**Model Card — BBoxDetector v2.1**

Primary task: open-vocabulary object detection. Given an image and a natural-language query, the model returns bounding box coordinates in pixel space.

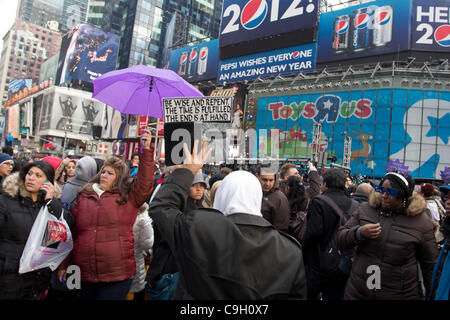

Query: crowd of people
[0,136,449,301]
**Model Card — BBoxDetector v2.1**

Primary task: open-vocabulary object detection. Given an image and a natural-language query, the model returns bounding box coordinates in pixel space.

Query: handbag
[147,272,179,300]
[19,204,73,274]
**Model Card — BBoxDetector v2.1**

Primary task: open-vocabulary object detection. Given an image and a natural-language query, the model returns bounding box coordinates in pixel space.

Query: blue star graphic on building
[426,113,450,145]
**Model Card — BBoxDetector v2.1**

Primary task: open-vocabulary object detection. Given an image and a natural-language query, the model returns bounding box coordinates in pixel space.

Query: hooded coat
[59,148,154,283]
[149,168,306,299]
[0,172,74,299]
[129,203,154,294]
[60,156,98,210]
[338,191,439,300]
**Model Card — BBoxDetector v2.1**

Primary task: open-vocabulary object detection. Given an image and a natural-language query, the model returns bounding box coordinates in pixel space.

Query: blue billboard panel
[8,79,32,96]
[168,40,219,82]
[218,43,316,84]
[219,0,319,48]
[317,0,412,64]
[56,24,119,85]
[412,0,450,51]
[250,89,450,179]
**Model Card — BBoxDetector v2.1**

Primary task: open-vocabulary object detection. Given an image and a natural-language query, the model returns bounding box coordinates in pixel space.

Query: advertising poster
[127,114,139,137]
[8,79,33,98]
[162,12,176,69]
[219,0,319,47]
[7,104,20,139]
[218,43,316,84]
[101,104,114,139]
[317,0,412,63]
[39,91,55,131]
[412,0,450,51]
[168,39,219,82]
[39,55,59,83]
[38,89,103,137]
[56,24,120,85]
[251,88,449,179]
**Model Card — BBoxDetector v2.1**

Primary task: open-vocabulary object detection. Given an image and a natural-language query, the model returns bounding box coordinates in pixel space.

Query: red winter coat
[60,148,154,283]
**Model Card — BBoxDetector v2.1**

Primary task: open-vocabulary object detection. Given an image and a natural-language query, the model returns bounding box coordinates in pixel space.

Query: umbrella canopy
[92,65,203,118]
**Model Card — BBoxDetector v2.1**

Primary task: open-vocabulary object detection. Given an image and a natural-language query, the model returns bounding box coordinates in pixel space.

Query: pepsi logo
[434,25,450,47]
[200,50,207,60]
[189,51,198,61]
[354,13,369,29]
[292,51,300,59]
[180,55,188,65]
[241,0,268,30]
[375,11,391,25]
[336,20,349,34]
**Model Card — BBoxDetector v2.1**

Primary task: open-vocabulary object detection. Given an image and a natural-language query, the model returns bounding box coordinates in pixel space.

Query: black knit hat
[20,160,55,184]
[381,172,414,200]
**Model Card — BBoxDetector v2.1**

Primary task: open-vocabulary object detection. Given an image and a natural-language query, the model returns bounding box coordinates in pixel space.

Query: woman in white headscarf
[149,140,307,300]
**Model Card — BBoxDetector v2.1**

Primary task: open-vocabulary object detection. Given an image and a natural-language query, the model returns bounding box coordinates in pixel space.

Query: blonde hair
[210,180,223,206]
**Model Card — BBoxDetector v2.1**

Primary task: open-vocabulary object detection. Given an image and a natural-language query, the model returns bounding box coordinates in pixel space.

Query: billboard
[37,88,104,138]
[168,40,219,82]
[40,54,59,83]
[250,88,450,179]
[7,104,20,139]
[8,79,33,97]
[218,43,316,84]
[55,24,119,85]
[219,0,319,48]
[412,0,450,51]
[317,0,412,64]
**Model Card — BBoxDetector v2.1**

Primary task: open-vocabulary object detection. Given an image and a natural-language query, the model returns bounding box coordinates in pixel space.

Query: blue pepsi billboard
[168,40,219,82]
[317,0,412,64]
[219,0,319,48]
[249,88,450,179]
[218,43,316,84]
[412,0,450,51]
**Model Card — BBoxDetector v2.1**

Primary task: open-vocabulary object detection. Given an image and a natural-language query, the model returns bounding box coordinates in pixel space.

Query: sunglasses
[374,185,400,197]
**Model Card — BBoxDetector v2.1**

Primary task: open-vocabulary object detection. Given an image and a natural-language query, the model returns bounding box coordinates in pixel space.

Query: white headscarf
[213,170,263,217]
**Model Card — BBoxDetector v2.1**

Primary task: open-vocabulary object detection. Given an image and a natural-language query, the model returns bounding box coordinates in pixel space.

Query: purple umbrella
[92,65,203,119]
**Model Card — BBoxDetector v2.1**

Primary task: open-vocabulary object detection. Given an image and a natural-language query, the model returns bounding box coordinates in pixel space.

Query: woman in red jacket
[58,130,155,300]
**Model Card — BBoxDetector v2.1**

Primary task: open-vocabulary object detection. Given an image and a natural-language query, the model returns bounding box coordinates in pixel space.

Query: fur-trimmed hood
[368,190,426,216]
[2,172,62,200]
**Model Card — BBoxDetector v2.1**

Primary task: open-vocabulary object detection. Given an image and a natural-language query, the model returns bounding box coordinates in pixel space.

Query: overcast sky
[0,0,18,52]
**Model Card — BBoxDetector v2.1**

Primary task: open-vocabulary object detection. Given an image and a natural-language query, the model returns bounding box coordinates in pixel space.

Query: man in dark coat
[148,141,306,299]
[302,168,357,300]
[351,182,374,203]
[256,165,291,232]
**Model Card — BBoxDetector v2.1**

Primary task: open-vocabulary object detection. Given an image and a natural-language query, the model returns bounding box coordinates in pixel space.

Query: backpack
[288,209,307,244]
[316,195,359,276]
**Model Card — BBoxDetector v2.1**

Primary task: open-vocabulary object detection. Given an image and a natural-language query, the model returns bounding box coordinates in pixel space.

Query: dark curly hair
[87,156,133,205]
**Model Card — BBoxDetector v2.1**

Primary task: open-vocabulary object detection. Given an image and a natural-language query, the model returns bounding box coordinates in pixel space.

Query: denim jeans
[79,278,133,300]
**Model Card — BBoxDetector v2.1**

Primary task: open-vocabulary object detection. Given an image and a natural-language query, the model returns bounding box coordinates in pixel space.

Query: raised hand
[182,140,212,175]
[140,129,153,150]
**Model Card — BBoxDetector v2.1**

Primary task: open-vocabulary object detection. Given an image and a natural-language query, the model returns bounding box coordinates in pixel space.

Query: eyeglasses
[374,185,399,197]
[2,162,14,167]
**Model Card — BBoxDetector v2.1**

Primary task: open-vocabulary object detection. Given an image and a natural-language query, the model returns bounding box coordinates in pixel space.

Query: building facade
[16,0,89,33]
[88,0,222,69]
[0,20,62,104]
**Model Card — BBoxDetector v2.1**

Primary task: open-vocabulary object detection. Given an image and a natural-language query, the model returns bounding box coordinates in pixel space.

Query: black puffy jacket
[0,173,74,300]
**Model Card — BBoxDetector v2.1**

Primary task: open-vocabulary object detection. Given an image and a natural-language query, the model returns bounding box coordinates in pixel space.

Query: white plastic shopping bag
[19,204,73,274]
